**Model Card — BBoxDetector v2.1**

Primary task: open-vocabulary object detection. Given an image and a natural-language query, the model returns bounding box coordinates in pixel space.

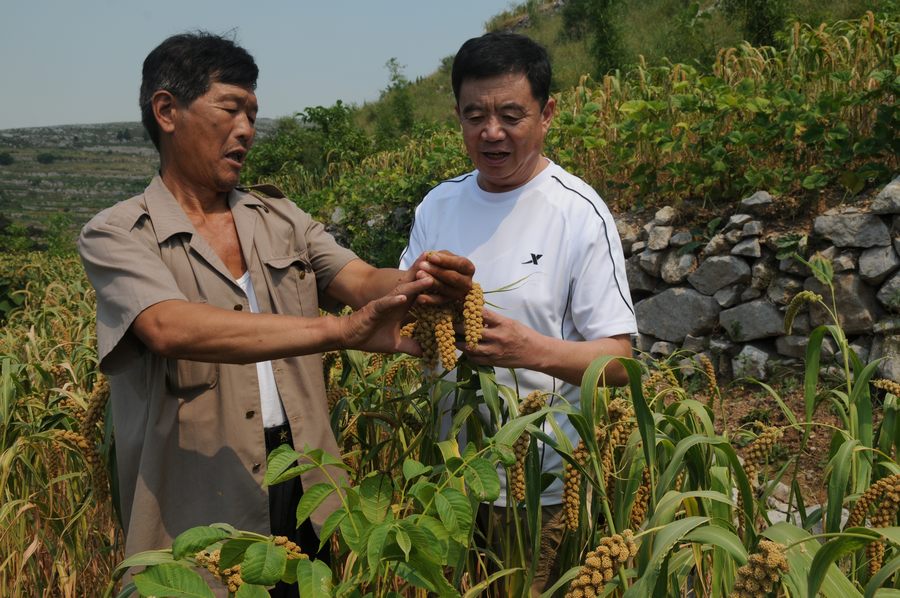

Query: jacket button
[252,463,261,473]
[299,271,306,280]
[234,304,243,311]
[245,410,255,419]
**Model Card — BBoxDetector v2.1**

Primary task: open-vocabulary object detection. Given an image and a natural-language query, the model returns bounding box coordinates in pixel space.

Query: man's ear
[151,90,177,135]
[541,96,556,132]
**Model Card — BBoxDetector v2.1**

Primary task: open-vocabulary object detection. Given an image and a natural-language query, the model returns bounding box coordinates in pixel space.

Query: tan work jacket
[78,175,354,557]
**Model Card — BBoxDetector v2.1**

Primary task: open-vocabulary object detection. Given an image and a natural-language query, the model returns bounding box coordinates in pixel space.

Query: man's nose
[236,113,255,143]
[481,117,506,141]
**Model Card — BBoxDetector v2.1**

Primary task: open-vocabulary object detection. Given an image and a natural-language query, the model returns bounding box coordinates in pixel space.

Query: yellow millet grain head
[699,353,718,394]
[433,307,458,370]
[873,378,900,398]
[631,468,651,528]
[784,290,823,334]
[462,282,485,349]
[400,321,416,337]
[520,390,547,415]
[564,441,589,530]
[79,375,110,434]
[848,473,900,528]
[326,386,344,411]
[868,540,886,576]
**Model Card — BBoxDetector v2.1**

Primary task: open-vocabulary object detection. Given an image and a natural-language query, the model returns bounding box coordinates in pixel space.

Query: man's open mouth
[225,150,246,165]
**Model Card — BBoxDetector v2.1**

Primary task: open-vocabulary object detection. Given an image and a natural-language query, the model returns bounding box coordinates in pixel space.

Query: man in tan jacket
[78,32,472,595]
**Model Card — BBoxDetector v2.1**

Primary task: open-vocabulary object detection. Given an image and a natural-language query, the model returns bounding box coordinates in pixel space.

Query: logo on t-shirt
[522,253,543,265]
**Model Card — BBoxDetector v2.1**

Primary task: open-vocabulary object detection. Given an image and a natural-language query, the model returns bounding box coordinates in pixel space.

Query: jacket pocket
[263,253,318,317]
[165,359,218,394]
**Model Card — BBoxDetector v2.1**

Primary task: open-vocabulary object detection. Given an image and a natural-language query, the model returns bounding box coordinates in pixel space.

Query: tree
[723,0,787,47]
[0,152,13,166]
[374,58,414,147]
[561,0,624,76]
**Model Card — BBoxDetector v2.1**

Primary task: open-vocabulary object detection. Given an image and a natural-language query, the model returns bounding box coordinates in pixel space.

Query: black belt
[264,423,293,452]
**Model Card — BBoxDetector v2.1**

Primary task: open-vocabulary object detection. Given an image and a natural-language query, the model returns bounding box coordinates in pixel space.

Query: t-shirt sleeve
[570,205,637,341]
[78,211,187,374]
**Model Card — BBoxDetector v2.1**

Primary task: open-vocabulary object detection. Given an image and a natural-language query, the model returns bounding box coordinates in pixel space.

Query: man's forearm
[526,335,633,387]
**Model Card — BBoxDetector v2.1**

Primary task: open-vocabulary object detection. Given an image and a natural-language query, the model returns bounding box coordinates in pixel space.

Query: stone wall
[619,175,900,382]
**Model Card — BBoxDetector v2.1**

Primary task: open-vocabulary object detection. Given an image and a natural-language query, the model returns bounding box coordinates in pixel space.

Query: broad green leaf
[295,483,335,526]
[402,458,431,481]
[113,550,175,574]
[685,526,748,565]
[318,507,347,551]
[263,444,302,486]
[172,526,229,560]
[435,490,459,534]
[366,521,392,576]
[491,409,554,447]
[463,457,501,501]
[436,487,473,544]
[360,473,393,523]
[825,438,859,533]
[808,529,879,597]
[396,529,411,561]
[339,511,369,553]
[763,522,862,598]
[240,542,287,586]
[410,514,451,560]
[133,563,215,598]
[462,567,522,597]
[265,463,318,486]
[295,558,333,598]
[235,583,270,598]
[218,538,255,569]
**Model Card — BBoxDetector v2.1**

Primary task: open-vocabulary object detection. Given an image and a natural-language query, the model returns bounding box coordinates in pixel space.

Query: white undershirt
[235,271,287,428]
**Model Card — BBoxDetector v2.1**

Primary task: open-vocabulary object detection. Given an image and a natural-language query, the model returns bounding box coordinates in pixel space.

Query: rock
[670,231,694,247]
[715,285,744,308]
[871,175,900,214]
[732,344,772,379]
[779,256,810,277]
[806,273,882,334]
[660,250,698,284]
[635,333,658,353]
[647,225,674,250]
[710,336,738,356]
[654,206,678,225]
[331,206,346,225]
[725,229,744,244]
[874,318,900,334]
[732,238,762,258]
[771,481,792,504]
[818,246,857,272]
[682,334,709,352]
[836,338,871,365]
[701,233,730,257]
[688,256,752,295]
[859,245,900,285]
[635,288,721,342]
[876,271,900,313]
[720,299,785,341]
[873,334,900,380]
[638,249,664,276]
[776,335,809,359]
[727,214,753,229]
[617,220,641,255]
[813,212,891,248]
[740,190,774,213]
[751,259,777,291]
[626,255,658,293]
[742,220,764,237]
[631,240,647,254]
[650,341,677,356]
[741,287,763,301]
[767,274,804,305]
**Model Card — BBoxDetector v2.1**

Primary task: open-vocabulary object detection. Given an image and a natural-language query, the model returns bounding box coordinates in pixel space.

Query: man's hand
[335,275,432,355]
[459,308,537,369]
[408,250,475,305]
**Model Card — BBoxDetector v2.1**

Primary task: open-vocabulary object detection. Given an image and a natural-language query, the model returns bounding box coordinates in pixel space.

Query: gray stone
[331,206,346,224]
[877,271,900,313]
[767,274,804,305]
[635,288,721,342]
[874,318,900,334]
[789,312,812,335]
[741,287,763,301]
[660,251,697,284]
[727,214,753,229]
[617,220,641,255]
[732,238,762,258]
[701,233,730,257]
[875,335,900,380]
[779,256,811,276]
[771,481,792,504]
[776,336,809,359]
[814,212,891,248]
[710,336,738,356]
[626,255,658,293]
[806,273,882,334]
[837,338,871,365]
[740,190,774,213]
[635,333,658,353]
[647,226,674,251]
[638,249,664,276]
[654,206,678,225]
[871,175,900,215]
[725,229,744,244]
[688,256,752,295]
[860,245,900,285]
[682,334,709,352]
[650,341,678,356]
[732,345,771,379]
[631,240,647,254]
[720,299,785,341]
[715,285,744,308]
[670,231,694,247]
[751,259,777,291]
[819,246,857,272]
[742,221,764,237]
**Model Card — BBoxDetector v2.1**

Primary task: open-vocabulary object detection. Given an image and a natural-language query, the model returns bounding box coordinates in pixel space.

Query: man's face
[168,81,258,192]
[456,73,555,193]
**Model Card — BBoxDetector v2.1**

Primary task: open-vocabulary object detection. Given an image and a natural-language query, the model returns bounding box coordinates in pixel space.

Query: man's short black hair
[139,32,259,149]
[451,32,551,108]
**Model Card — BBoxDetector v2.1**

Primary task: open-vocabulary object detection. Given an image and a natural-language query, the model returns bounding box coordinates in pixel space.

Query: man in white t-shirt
[400,32,637,594]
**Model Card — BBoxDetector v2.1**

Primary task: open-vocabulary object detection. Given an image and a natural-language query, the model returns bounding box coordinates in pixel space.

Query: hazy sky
[0,0,518,130]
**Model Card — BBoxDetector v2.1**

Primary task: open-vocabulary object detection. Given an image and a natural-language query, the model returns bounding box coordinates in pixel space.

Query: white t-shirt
[235,271,287,428]
[400,160,637,504]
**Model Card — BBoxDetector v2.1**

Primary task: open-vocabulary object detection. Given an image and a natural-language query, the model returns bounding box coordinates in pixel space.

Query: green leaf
[295,558,333,598]
[360,473,393,523]
[802,173,829,190]
[133,563,215,598]
[865,552,900,598]
[235,583,270,598]
[435,490,459,534]
[218,538,255,569]
[685,526,748,565]
[402,458,431,481]
[437,487,473,544]
[763,523,862,598]
[624,517,709,598]
[240,542,287,586]
[825,438,859,533]
[491,409,553,447]
[295,483,335,526]
[366,521,392,575]
[113,550,175,575]
[172,526,229,560]
[318,507,347,551]
[463,457,501,502]
[264,444,301,485]
[396,528,412,561]
[808,528,880,597]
